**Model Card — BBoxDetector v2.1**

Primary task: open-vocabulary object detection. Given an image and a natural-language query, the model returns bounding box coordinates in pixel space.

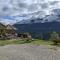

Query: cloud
[49,1,59,5]
[0,0,60,24]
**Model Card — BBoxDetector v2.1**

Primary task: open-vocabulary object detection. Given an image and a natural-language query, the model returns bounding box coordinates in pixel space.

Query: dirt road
[0,44,60,60]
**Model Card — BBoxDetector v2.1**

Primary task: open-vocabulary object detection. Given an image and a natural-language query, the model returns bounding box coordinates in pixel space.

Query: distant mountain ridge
[13,9,60,24]
[13,9,60,38]
[16,15,60,24]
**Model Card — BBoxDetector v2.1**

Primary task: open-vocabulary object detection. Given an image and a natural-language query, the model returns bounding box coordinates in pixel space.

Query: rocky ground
[0,44,60,60]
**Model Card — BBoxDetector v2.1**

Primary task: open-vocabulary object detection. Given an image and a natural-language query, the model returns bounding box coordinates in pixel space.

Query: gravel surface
[0,44,60,60]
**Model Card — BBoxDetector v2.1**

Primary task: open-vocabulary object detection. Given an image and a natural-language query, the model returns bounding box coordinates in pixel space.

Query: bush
[50,32,60,45]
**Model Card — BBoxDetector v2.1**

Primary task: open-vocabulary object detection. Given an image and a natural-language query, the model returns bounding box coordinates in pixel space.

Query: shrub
[50,32,60,45]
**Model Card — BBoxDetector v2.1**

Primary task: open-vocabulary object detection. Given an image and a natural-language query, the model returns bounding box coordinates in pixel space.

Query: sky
[0,0,60,24]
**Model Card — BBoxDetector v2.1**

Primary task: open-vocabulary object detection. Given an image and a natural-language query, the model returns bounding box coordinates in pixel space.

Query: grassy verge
[30,39,53,45]
[0,39,60,47]
[0,39,53,46]
[0,39,32,46]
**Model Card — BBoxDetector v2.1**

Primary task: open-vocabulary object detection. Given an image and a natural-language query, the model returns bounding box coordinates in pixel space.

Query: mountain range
[13,13,60,39]
[13,21,60,39]
[14,9,60,24]
[13,9,60,39]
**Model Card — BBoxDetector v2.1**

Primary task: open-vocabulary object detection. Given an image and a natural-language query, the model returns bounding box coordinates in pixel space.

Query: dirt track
[0,44,60,60]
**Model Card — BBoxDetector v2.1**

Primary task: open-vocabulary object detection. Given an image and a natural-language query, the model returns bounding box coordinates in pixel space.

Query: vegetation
[50,32,60,45]
[31,39,52,45]
[0,39,32,46]
[0,39,52,46]
[0,38,60,47]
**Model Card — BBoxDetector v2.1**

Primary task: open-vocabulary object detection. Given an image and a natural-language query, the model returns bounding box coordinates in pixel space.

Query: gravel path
[0,44,60,60]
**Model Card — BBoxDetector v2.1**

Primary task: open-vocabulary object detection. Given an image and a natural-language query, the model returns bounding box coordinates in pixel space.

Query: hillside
[13,21,60,39]
[14,21,60,32]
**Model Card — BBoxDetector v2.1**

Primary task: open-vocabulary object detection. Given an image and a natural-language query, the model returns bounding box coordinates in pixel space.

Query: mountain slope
[14,21,60,32]
[13,21,60,39]
[16,14,60,24]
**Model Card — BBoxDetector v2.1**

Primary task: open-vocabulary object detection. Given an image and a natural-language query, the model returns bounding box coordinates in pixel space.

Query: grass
[0,39,59,46]
[0,39,32,46]
[31,39,53,45]
[0,39,52,46]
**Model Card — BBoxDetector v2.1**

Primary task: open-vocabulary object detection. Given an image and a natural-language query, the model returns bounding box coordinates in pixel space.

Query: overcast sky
[0,0,60,24]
